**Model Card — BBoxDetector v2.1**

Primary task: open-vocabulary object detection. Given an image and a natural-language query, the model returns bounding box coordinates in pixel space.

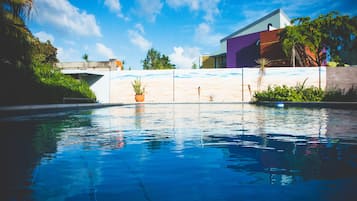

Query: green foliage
[142,48,175,70]
[327,61,338,67]
[0,0,96,105]
[254,83,324,102]
[0,9,32,66]
[0,0,33,19]
[34,64,96,101]
[82,53,89,62]
[132,78,145,95]
[323,87,357,102]
[0,62,96,105]
[31,38,58,66]
[280,11,357,66]
[255,82,357,102]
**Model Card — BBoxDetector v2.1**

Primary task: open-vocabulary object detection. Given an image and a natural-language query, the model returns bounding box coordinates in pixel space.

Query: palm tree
[1,0,33,19]
[255,58,271,91]
[0,0,33,65]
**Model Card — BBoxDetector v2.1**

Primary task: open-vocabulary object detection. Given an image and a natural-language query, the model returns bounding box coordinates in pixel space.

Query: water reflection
[0,111,93,201]
[1,104,357,201]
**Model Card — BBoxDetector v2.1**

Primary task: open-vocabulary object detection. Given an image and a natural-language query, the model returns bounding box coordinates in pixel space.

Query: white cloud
[135,0,163,22]
[57,47,80,62]
[166,0,199,10]
[166,0,220,22]
[32,0,101,37]
[135,23,145,34]
[63,40,76,46]
[201,0,221,22]
[128,24,152,51]
[34,31,54,43]
[169,46,201,69]
[104,0,121,12]
[96,43,116,59]
[194,22,223,46]
[104,0,129,20]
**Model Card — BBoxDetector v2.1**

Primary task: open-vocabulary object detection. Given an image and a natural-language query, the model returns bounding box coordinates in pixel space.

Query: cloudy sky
[28,0,356,69]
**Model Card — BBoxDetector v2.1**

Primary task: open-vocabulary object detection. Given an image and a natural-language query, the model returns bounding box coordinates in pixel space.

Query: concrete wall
[62,67,326,104]
[109,67,326,103]
[62,69,111,103]
[326,67,357,92]
[57,59,118,71]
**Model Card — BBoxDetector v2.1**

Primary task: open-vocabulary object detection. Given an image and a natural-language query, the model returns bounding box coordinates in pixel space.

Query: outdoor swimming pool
[1,104,357,201]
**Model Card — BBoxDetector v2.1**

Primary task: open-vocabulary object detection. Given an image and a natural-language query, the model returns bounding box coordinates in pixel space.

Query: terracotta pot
[135,94,145,102]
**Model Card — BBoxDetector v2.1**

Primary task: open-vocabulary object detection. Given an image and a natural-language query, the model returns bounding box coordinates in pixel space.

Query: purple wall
[227,32,260,68]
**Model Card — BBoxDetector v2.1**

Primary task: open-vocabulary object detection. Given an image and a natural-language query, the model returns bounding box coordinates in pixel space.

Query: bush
[0,63,96,105]
[254,84,324,102]
[33,64,96,103]
[323,87,357,102]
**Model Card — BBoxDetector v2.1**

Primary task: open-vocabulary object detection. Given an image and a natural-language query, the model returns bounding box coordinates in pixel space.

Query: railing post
[241,67,244,102]
[173,69,175,102]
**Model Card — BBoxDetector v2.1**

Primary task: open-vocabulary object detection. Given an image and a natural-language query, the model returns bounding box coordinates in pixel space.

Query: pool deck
[0,101,356,117]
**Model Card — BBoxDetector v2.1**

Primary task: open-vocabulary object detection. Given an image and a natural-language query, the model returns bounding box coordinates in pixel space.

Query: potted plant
[132,78,145,102]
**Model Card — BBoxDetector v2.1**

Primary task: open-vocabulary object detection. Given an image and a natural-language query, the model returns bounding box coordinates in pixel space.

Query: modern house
[201,9,292,68]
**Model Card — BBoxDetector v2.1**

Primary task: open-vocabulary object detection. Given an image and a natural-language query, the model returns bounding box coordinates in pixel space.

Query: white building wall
[219,40,227,55]
[280,13,291,28]
[91,72,111,103]
[61,70,111,103]
[232,14,281,38]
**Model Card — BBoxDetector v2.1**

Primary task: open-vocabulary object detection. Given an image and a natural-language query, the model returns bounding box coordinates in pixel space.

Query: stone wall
[326,67,357,92]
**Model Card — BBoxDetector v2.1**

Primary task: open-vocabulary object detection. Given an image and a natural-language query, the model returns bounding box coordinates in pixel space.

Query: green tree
[281,12,357,66]
[0,0,96,105]
[82,53,89,62]
[192,63,198,69]
[32,39,59,66]
[142,48,175,70]
[0,0,33,66]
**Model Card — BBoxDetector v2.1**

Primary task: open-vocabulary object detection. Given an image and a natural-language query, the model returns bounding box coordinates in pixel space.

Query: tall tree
[281,12,357,66]
[0,0,33,65]
[142,48,175,70]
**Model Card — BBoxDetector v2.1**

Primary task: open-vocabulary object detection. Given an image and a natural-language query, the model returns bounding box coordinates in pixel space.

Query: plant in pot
[132,78,145,102]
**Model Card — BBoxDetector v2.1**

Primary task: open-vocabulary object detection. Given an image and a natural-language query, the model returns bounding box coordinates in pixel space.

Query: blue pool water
[1,104,357,201]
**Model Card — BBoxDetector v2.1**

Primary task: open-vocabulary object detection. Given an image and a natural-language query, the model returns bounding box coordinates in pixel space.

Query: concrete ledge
[0,103,125,117]
[255,101,357,109]
[1,101,355,118]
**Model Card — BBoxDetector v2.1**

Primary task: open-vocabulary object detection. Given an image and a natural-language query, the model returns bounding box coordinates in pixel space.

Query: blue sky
[28,0,356,69]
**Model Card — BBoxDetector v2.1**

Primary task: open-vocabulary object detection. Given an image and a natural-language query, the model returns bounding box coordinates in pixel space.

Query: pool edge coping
[1,101,356,115]
[254,101,357,109]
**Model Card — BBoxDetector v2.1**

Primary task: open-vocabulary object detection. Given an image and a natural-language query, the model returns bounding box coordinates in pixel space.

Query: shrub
[0,62,96,105]
[323,87,357,102]
[254,84,324,102]
[33,64,96,102]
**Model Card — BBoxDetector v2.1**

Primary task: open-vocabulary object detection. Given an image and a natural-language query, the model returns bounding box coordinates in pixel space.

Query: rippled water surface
[1,104,357,201]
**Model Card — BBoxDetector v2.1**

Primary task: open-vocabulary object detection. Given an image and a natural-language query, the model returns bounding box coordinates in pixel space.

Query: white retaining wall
[108,67,326,103]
